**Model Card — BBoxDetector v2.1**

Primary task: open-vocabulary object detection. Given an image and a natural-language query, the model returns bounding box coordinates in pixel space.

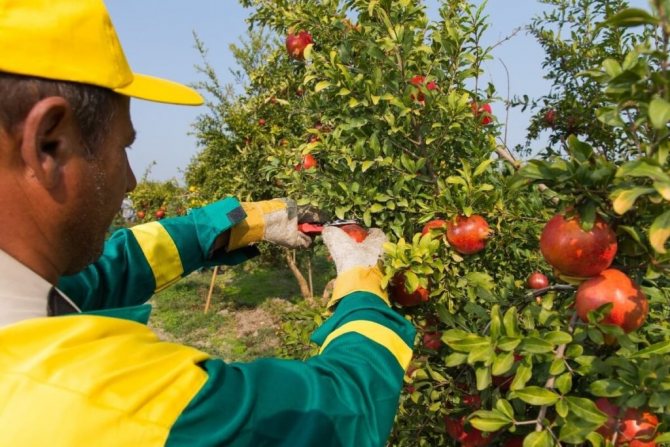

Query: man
[0,1,415,446]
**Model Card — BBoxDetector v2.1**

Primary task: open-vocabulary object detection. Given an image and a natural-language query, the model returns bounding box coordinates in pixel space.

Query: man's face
[61,97,137,274]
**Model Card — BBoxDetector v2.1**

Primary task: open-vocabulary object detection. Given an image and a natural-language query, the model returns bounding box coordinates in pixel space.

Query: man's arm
[57,198,258,311]
[166,267,415,447]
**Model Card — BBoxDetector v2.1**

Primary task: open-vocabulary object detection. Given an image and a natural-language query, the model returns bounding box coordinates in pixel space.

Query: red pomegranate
[340,224,368,243]
[389,272,429,307]
[575,269,648,333]
[595,398,658,446]
[527,272,549,289]
[421,219,447,236]
[540,213,617,277]
[447,215,490,255]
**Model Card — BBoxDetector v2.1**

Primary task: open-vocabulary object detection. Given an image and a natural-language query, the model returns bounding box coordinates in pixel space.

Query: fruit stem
[535,312,579,432]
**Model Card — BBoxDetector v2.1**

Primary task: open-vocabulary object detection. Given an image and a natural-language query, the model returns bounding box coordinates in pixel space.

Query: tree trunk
[284,248,314,304]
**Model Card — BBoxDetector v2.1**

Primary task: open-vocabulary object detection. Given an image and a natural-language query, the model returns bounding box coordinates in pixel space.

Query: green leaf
[654,181,670,201]
[469,410,512,432]
[303,44,314,60]
[497,337,521,351]
[655,432,670,443]
[468,345,495,364]
[522,430,555,447]
[475,366,491,391]
[446,176,467,186]
[510,386,559,406]
[474,159,494,177]
[496,399,514,419]
[577,202,596,231]
[444,352,468,367]
[443,332,491,353]
[492,351,515,376]
[596,106,625,127]
[602,59,622,77]
[650,210,670,253]
[556,398,569,418]
[335,206,348,220]
[617,159,670,183]
[611,187,655,215]
[549,358,566,376]
[404,270,419,293]
[503,307,520,337]
[559,418,597,444]
[587,431,605,447]
[649,97,670,129]
[543,331,573,346]
[369,203,385,213]
[510,361,532,390]
[602,7,660,28]
[589,379,629,397]
[490,305,502,339]
[555,373,573,395]
[568,135,594,162]
[566,397,608,425]
[631,339,670,358]
[519,337,554,354]
[314,81,331,93]
[627,393,647,407]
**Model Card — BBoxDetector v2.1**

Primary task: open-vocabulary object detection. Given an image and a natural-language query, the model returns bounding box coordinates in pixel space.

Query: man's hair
[0,72,123,152]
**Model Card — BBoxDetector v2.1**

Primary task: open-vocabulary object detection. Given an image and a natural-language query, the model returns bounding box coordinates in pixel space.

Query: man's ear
[20,97,80,189]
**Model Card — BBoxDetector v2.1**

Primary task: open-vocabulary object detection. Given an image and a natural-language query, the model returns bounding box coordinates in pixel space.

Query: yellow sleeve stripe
[328,266,390,309]
[130,222,183,292]
[319,320,413,371]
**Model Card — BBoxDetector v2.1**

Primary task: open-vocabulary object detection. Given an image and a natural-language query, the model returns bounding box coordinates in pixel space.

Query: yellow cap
[0,0,203,106]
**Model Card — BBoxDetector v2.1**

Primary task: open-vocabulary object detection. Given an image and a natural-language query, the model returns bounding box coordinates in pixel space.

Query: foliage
[517,0,653,159]
[188,0,670,445]
[110,168,194,231]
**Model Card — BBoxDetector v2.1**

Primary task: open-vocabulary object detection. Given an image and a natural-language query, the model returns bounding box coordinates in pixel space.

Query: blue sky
[106,0,648,182]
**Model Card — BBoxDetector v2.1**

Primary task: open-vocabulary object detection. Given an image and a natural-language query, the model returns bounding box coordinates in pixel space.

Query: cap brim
[113,73,203,106]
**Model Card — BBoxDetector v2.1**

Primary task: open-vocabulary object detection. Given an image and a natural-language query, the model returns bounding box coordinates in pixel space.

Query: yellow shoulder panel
[131,222,184,292]
[0,316,209,446]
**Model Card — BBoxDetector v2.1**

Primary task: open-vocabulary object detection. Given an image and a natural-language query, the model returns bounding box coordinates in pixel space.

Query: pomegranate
[446,215,490,255]
[540,213,617,277]
[575,269,648,333]
[389,272,429,307]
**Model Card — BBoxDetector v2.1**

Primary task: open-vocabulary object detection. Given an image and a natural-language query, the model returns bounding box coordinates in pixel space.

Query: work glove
[322,226,387,274]
[228,198,312,251]
[322,226,389,309]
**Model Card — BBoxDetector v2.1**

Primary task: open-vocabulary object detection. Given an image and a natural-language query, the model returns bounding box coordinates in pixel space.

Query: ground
[149,254,333,361]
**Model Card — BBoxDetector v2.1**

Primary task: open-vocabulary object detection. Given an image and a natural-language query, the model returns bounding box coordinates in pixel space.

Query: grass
[149,252,334,362]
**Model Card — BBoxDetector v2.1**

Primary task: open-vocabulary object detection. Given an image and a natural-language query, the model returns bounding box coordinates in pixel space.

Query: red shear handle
[298,222,324,235]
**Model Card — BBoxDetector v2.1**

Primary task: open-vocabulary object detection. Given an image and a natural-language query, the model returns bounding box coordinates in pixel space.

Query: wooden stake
[204,265,219,313]
[308,255,313,298]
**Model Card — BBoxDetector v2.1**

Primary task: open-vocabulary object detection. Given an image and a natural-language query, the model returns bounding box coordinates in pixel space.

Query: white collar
[0,249,79,327]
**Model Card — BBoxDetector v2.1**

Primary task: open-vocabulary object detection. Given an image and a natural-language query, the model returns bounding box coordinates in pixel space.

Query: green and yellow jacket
[0,198,415,447]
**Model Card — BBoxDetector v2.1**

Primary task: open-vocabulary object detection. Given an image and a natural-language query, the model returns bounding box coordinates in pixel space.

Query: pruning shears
[298,219,360,236]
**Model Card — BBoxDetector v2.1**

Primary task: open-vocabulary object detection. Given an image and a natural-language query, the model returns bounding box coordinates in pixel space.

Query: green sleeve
[57,198,259,311]
[166,293,416,447]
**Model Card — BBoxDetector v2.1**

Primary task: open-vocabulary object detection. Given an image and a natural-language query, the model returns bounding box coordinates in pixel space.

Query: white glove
[229,198,311,250]
[322,226,387,274]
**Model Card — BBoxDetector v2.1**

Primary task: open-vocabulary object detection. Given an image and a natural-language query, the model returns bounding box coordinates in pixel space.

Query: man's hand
[228,199,312,251]
[322,226,387,274]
